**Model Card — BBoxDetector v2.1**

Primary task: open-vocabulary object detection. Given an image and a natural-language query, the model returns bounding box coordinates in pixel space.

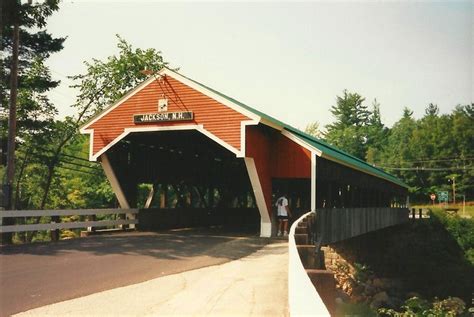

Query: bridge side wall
[317,207,409,244]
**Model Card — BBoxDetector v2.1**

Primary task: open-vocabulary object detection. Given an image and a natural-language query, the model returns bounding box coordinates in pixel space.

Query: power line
[374,156,474,165]
[59,159,102,171]
[19,151,101,172]
[379,166,474,171]
[60,152,97,163]
[56,165,102,176]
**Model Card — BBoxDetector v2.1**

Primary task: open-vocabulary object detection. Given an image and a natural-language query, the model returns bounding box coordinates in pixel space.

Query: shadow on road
[0,227,271,260]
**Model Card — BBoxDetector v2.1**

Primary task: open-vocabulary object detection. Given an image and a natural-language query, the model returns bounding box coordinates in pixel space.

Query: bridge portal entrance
[103,130,260,233]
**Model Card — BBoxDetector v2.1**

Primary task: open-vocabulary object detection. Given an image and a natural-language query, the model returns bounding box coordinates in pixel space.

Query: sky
[45,0,473,131]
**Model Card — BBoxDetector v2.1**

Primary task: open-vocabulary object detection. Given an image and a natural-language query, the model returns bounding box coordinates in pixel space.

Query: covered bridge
[80,68,408,238]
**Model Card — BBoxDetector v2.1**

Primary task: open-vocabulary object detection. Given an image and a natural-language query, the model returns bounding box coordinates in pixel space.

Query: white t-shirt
[276,196,289,216]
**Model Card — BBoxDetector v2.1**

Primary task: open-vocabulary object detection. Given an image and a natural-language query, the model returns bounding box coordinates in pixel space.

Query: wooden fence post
[419,208,423,219]
[50,216,60,241]
[412,208,416,220]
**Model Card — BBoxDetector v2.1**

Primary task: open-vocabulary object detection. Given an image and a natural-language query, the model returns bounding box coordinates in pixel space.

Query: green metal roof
[174,69,408,188]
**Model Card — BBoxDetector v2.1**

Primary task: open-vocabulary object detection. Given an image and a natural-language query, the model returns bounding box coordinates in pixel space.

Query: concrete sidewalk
[16,242,289,317]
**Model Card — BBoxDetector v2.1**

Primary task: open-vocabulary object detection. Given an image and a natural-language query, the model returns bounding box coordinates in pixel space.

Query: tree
[1,0,64,138]
[325,90,371,159]
[365,99,388,164]
[304,121,323,138]
[376,104,474,202]
[71,34,174,120]
[0,0,63,221]
[38,35,174,209]
[380,107,419,194]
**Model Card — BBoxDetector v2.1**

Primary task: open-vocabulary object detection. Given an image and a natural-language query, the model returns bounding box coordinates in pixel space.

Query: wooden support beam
[244,157,271,237]
[311,153,317,211]
[144,184,155,209]
[100,153,134,229]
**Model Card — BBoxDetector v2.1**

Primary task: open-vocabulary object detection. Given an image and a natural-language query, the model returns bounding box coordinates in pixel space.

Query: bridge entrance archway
[102,130,260,233]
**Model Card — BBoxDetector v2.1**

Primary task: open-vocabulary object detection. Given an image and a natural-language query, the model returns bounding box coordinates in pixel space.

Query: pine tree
[1,0,65,138]
[325,90,371,159]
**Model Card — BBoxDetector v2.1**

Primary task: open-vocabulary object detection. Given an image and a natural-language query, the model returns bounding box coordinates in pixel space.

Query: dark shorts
[278,215,289,221]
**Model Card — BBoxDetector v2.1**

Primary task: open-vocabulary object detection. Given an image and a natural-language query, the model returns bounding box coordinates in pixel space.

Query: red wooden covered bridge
[80,68,408,238]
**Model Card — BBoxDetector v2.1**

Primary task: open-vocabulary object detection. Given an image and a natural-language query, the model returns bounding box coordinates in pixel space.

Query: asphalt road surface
[0,228,272,317]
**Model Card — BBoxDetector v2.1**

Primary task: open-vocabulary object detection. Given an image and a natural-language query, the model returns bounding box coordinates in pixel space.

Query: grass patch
[335,302,377,317]
[413,203,474,218]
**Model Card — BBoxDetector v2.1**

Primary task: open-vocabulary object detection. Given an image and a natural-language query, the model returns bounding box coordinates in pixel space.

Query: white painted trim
[92,130,130,161]
[88,130,94,161]
[260,118,284,131]
[282,130,322,157]
[244,157,272,238]
[288,211,330,317]
[161,68,261,122]
[0,208,138,217]
[100,153,131,210]
[194,126,241,157]
[0,219,138,233]
[311,153,317,211]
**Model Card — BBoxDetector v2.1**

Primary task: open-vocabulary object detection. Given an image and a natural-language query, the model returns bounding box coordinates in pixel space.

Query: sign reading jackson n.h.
[134,111,194,123]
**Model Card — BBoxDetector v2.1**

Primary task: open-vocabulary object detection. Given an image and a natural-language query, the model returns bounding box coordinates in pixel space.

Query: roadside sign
[430,194,436,201]
[437,191,448,203]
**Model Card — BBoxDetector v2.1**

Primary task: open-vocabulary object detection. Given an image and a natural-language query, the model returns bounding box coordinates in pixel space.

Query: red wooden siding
[246,125,312,216]
[272,134,312,178]
[85,76,251,156]
[245,125,274,216]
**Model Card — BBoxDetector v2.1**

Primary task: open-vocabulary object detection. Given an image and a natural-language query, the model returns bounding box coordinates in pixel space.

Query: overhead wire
[380,166,474,171]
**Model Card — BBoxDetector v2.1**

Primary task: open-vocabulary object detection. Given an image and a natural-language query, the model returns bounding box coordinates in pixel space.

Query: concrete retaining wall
[288,211,331,317]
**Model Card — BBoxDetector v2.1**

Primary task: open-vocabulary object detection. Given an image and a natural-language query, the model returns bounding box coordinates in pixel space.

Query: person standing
[276,193,292,237]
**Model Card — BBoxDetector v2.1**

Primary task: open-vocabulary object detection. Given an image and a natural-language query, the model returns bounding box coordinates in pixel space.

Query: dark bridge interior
[106,130,260,232]
[316,157,407,208]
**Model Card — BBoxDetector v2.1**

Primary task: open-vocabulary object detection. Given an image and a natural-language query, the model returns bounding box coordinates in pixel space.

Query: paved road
[16,242,289,317]
[0,229,272,317]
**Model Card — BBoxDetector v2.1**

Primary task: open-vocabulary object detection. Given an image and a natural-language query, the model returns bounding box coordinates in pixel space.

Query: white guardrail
[288,211,330,317]
[0,209,138,233]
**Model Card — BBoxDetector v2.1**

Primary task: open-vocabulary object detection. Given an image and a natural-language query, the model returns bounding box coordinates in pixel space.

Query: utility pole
[2,2,20,244]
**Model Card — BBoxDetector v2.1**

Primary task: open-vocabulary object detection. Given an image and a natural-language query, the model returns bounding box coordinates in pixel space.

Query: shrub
[430,209,474,264]
[378,296,467,316]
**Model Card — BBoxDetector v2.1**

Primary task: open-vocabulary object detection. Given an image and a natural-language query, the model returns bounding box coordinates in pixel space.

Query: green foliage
[1,0,64,139]
[353,262,373,284]
[15,35,174,210]
[431,208,474,264]
[304,121,323,138]
[321,93,474,202]
[71,35,174,121]
[325,90,371,159]
[379,296,467,316]
[336,302,377,317]
[13,120,114,209]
